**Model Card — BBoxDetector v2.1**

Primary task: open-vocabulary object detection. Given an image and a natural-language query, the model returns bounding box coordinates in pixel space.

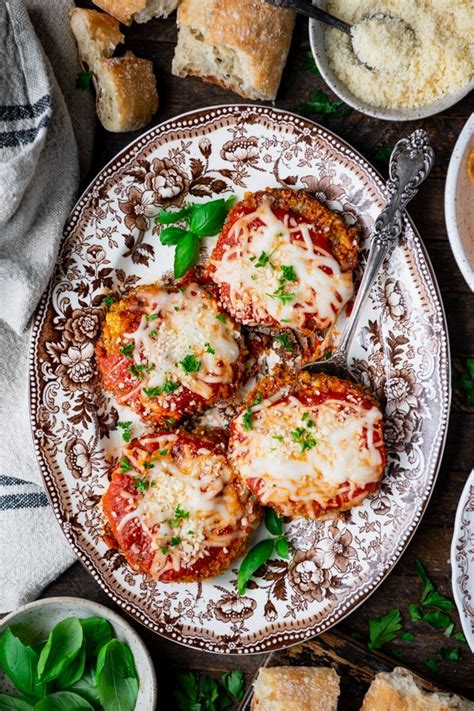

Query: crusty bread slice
[95,52,159,132]
[171,0,295,101]
[70,8,124,71]
[251,666,340,711]
[91,0,179,25]
[360,667,474,711]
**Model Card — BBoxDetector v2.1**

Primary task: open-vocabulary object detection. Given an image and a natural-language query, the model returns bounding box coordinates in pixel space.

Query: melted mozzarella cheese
[122,283,241,402]
[230,394,384,513]
[116,438,248,577]
[212,199,353,330]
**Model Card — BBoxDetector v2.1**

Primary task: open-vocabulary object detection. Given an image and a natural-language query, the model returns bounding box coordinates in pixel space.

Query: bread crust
[172,0,295,100]
[95,52,158,132]
[69,8,124,70]
[91,0,147,24]
[251,666,340,711]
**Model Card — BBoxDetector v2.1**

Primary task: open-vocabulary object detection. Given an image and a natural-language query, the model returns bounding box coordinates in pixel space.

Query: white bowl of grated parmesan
[309,0,474,121]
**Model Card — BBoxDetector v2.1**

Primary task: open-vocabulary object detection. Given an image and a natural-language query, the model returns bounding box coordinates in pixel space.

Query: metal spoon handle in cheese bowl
[305,129,435,377]
[264,0,351,33]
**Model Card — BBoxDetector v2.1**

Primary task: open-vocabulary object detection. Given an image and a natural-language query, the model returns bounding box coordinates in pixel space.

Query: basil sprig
[237,508,290,595]
[156,196,236,279]
[0,616,138,710]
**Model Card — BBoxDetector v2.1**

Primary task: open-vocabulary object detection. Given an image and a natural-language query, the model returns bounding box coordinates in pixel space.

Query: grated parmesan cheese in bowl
[324,0,473,111]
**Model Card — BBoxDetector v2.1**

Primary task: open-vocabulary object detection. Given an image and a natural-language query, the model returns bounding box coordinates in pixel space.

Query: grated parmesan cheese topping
[325,0,473,110]
[351,15,416,73]
[230,393,384,515]
[117,435,248,577]
[211,198,353,331]
[122,282,241,402]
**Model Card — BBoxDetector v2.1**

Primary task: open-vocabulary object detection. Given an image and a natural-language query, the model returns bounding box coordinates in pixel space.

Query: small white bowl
[445,114,474,291]
[0,597,157,710]
[308,1,474,121]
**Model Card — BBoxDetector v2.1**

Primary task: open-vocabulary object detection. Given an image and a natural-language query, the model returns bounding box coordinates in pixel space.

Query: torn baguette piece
[360,667,474,711]
[70,7,124,70]
[251,666,340,711]
[91,0,180,25]
[172,0,295,101]
[95,53,159,132]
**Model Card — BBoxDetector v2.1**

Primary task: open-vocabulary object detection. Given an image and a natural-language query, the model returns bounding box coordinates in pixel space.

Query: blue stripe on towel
[0,114,49,148]
[0,94,51,121]
[0,492,49,510]
[0,475,29,486]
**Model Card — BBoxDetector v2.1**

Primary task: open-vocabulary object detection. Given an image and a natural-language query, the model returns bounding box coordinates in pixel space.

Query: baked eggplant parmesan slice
[96,281,246,425]
[207,188,360,334]
[102,431,261,582]
[229,369,386,520]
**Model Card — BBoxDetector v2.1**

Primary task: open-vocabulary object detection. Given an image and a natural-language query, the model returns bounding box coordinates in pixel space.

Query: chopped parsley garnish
[302,412,315,427]
[167,505,190,529]
[117,421,133,443]
[180,354,201,374]
[216,313,227,323]
[368,609,402,650]
[174,306,180,311]
[149,330,158,338]
[161,546,169,554]
[204,342,215,354]
[280,265,297,282]
[253,392,263,406]
[128,364,144,380]
[275,332,294,351]
[255,250,275,268]
[119,343,134,357]
[143,461,154,470]
[120,456,133,473]
[272,435,284,442]
[243,407,253,431]
[163,417,177,428]
[454,357,474,405]
[290,426,317,453]
[145,313,159,321]
[324,349,333,360]
[133,477,149,493]
[143,380,179,398]
[159,449,168,456]
[103,295,115,308]
[267,285,296,304]
[170,536,182,547]
[143,386,161,398]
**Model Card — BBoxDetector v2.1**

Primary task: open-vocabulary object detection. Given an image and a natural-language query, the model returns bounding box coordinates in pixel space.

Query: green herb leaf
[69,668,100,707]
[119,343,134,357]
[120,456,133,474]
[255,250,274,268]
[400,631,414,642]
[38,618,83,683]
[0,629,44,697]
[242,406,253,431]
[304,50,320,75]
[300,89,352,119]
[423,591,456,612]
[76,71,93,91]
[216,313,227,323]
[438,647,462,661]
[56,644,86,689]
[453,358,474,405]
[290,427,317,453]
[420,609,452,629]
[132,476,149,494]
[455,631,467,644]
[96,639,138,711]
[180,354,201,374]
[368,609,402,649]
[117,421,132,443]
[275,536,290,559]
[174,232,201,278]
[220,669,244,701]
[280,265,297,282]
[103,295,115,308]
[275,332,294,351]
[415,559,435,602]
[188,198,229,237]
[372,146,392,166]
[155,206,193,225]
[237,539,275,595]
[267,286,296,304]
[0,696,34,710]
[253,393,263,406]
[160,226,187,246]
[174,671,222,711]
[444,622,455,637]
[264,507,283,537]
[35,691,93,710]
[408,603,422,621]
[204,342,215,354]
[424,659,439,673]
[79,618,114,657]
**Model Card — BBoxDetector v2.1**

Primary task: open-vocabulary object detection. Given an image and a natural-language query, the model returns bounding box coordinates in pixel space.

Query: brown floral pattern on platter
[452,474,474,648]
[29,105,450,654]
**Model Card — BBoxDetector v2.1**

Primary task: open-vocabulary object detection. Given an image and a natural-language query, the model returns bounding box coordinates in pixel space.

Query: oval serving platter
[29,105,450,654]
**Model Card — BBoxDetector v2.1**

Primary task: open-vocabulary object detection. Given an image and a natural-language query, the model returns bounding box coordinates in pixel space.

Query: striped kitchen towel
[0,0,95,613]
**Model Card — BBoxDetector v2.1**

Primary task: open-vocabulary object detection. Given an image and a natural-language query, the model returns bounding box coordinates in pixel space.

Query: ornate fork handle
[334,129,435,364]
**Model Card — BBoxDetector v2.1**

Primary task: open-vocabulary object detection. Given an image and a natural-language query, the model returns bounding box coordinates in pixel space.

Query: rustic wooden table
[36,6,474,707]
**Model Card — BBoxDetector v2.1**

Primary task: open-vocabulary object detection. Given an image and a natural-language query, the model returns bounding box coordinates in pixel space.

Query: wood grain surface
[16,4,474,708]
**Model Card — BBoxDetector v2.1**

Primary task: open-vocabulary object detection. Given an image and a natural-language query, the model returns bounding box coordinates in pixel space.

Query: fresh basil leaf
[0,629,44,697]
[275,536,290,559]
[56,643,85,689]
[69,668,100,707]
[160,226,187,246]
[155,206,193,225]
[79,618,115,657]
[421,609,452,629]
[96,639,138,711]
[35,691,93,710]
[237,539,274,595]
[264,507,283,536]
[188,199,228,237]
[408,603,422,621]
[368,609,402,649]
[0,695,34,710]
[38,618,83,683]
[224,195,237,211]
[220,669,244,700]
[174,232,200,279]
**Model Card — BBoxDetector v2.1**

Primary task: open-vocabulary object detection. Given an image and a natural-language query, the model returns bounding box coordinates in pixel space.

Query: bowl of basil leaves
[0,596,157,710]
